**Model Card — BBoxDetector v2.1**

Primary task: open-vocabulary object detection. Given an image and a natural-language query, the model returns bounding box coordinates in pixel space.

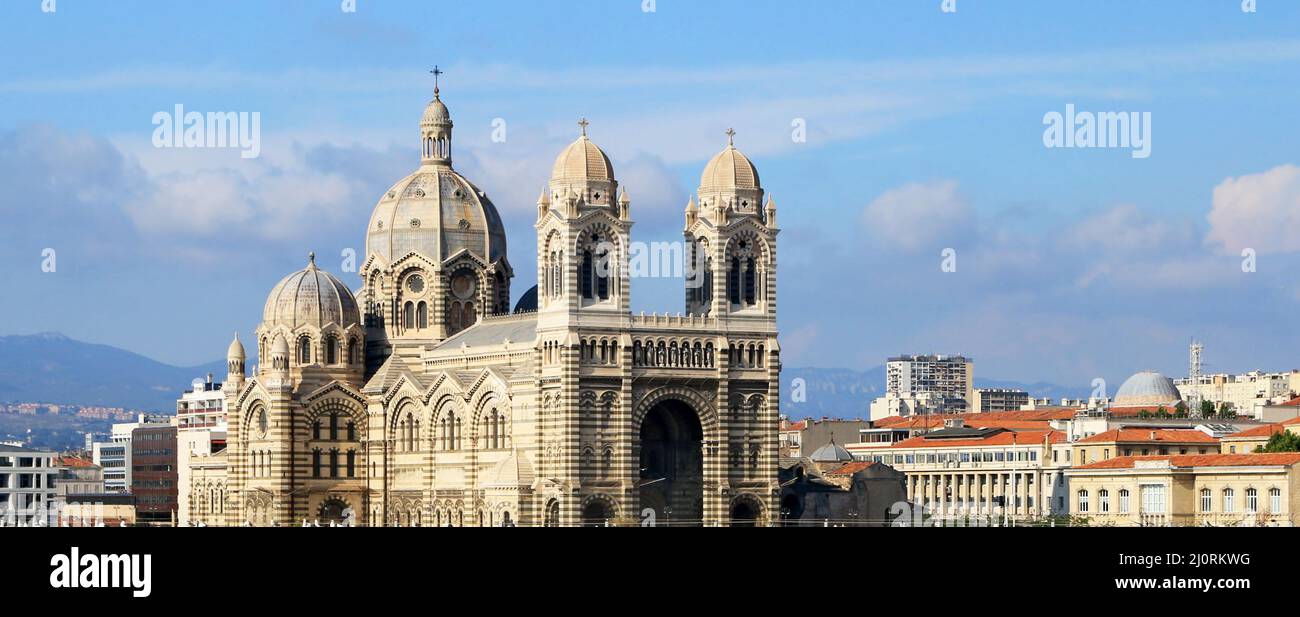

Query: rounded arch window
[451,272,477,300]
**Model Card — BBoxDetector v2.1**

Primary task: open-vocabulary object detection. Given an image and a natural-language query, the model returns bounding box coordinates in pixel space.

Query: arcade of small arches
[258,332,363,368]
[422,135,450,160]
[389,399,512,453]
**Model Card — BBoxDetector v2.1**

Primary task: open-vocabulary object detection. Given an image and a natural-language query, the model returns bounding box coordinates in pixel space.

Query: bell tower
[686,130,777,321]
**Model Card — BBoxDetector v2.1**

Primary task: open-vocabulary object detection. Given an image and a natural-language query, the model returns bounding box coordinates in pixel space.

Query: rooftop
[890,429,1065,449]
[1076,453,1300,470]
[1076,429,1218,445]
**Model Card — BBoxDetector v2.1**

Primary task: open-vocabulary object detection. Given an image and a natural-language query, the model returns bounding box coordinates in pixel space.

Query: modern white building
[176,374,229,526]
[871,354,975,420]
[92,441,130,492]
[177,374,228,430]
[0,444,60,526]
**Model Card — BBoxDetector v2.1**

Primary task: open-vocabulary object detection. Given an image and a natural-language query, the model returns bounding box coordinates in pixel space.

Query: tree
[1219,403,1236,419]
[1200,400,1216,418]
[1255,431,1300,453]
[1174,402,1188,418]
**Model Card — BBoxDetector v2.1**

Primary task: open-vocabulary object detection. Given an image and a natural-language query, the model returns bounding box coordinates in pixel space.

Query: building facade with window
[216,88,781,527]
[0,445,59,526]
[1073,428,1220,466]
[131,425,178,524]
[1067,453,1300,526]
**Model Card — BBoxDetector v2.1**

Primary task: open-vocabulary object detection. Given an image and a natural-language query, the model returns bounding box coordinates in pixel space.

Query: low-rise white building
[0,444,60,526]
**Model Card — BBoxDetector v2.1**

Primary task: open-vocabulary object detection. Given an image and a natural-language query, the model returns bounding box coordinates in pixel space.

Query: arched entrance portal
[730,498,759,527]
[638,399,704,527]
[581,501,611,527]
[319,498,350,526]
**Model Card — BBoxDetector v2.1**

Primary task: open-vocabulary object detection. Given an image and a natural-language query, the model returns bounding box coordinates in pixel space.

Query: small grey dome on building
[810,441,854,463]
[1114,370,1182,406]
[262,254,361,330]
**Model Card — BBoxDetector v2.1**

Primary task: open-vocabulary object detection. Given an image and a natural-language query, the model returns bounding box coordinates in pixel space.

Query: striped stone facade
[216,94,779,527]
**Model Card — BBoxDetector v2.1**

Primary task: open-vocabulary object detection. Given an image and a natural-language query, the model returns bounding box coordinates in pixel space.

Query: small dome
[262,255,361,330]
[227,333,245,359]
[513,285,538,313]
[422,96,451,125]
[486,450,535,487]
[271,334,290,357]
[700,143,760,192]
[810,441,854,463]
[551,134,614,183]
[1115,371,1182,406]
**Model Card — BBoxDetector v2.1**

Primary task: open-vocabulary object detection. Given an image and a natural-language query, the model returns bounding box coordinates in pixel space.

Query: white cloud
[860,180,975,253]
[1206,164,1300,255]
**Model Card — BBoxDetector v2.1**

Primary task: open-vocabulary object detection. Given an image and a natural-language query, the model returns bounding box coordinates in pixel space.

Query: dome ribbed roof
[367,169,507,265]
[700,144,759,192]
[486,450,535,487]
[262,256,361,330]
[551,135,614,182]
[1114,371,1182,406]
[810,441,854,463]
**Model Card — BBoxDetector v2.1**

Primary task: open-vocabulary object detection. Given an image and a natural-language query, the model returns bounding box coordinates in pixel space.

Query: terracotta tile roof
[57,456,96,468]
[966,419,1055,430]
[1279,396,1300,407]
[782,420,807,431]
[1282,417,1300,426]
[1224,424,1285,439]
[890,430,1065,449]
[825,462,876,475]
[1077,428,1218,445]
[1076,453,1300,470]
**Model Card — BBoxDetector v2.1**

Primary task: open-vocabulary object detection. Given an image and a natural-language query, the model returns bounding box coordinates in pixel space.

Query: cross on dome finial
[578,117,589,136]
[726,128,736,146]
[430,65,443,97]
[308,252,316,267]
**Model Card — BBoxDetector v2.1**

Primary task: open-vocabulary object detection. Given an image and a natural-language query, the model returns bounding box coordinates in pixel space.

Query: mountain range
[0,333,1090,418]
[0,333,226,412]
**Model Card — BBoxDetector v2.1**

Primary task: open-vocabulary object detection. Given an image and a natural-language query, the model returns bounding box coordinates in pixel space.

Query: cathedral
[211,82,781,527]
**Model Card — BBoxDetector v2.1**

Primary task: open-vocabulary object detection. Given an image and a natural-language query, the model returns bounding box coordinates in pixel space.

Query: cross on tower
[430,66,443,96]
[578,117,590,136]
[726,128,736,146]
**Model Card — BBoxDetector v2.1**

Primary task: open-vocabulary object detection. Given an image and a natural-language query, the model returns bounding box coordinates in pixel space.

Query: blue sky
[2,0,1300,394]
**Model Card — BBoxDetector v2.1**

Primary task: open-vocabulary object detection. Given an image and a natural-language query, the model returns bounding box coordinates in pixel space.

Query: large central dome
[365,92,507,266]
[366,169,507,265]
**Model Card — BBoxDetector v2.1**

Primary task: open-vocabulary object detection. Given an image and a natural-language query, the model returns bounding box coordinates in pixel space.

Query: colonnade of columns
[905,471,1044,519]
